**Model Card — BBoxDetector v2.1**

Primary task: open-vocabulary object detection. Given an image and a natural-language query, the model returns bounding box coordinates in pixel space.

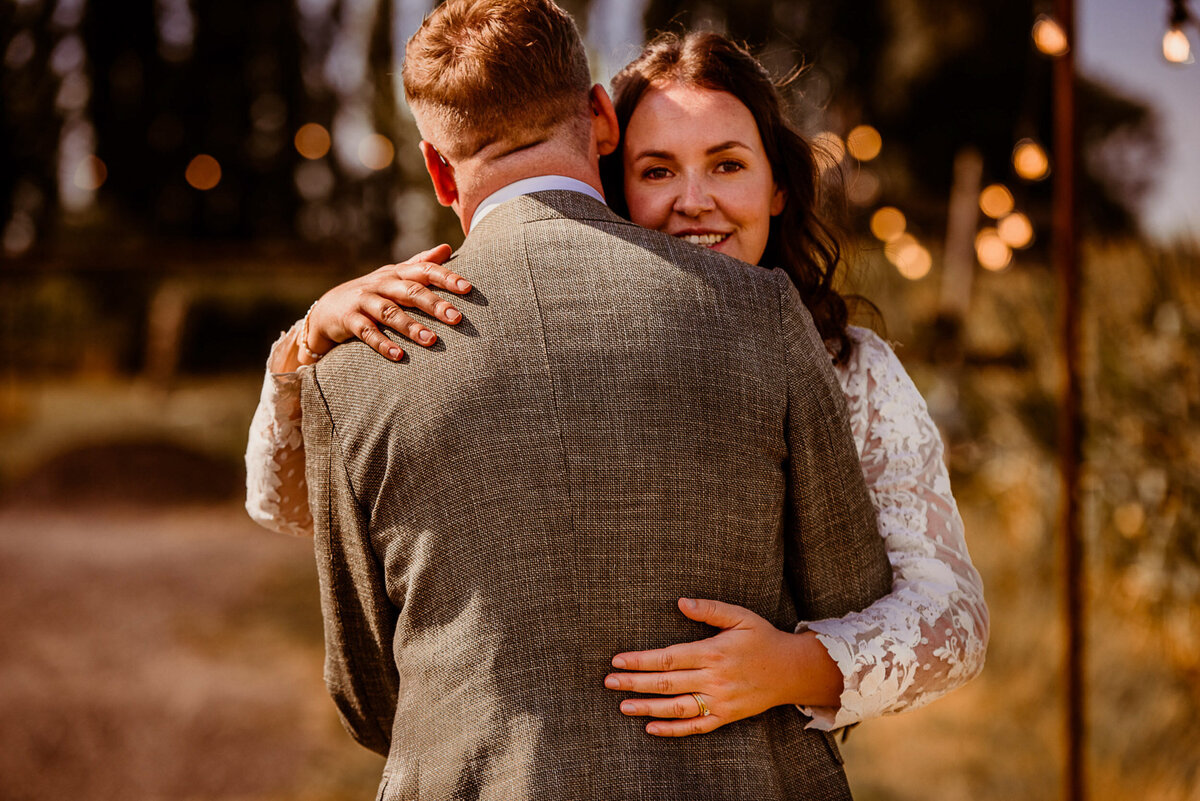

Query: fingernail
[389,347,402,359]
[620,702,635,714]
[604,675,619,689]
[611,656,626,669]
[682,598,696,609]
[447,309,461,323]
[456,279,470,291]
[419,330,434,343]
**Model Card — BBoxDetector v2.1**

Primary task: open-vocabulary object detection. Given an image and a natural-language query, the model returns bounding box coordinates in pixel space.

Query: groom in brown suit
[300,0,891,798]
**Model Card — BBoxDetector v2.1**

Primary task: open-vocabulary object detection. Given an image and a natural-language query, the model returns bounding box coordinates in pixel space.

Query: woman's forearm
[245,323,316,537]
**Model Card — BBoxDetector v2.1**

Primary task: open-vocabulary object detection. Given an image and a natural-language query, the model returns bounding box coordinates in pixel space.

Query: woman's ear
[419,141,458,207]
[588,84,621,157]
[770,185,786,217]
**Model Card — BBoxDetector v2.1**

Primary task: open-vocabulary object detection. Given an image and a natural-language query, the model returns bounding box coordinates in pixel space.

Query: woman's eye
[715,160,745,174]
[641,166,671,180]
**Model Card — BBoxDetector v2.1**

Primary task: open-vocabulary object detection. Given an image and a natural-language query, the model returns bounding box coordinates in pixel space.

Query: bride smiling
[246,30,988,737]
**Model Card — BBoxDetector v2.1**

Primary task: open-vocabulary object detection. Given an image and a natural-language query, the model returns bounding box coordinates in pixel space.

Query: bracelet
[298,300,323,365]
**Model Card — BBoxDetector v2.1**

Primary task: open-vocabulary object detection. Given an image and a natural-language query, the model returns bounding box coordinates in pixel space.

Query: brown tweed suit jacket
[301,190,892,801]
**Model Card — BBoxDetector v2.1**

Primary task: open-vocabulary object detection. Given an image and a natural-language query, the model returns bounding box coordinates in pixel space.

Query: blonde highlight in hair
[402,0,592,161]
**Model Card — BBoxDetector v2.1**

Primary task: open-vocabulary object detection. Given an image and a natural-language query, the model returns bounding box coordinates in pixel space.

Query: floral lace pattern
[244,323,988,728]
[244,323,314,538]
[797,327,988,729]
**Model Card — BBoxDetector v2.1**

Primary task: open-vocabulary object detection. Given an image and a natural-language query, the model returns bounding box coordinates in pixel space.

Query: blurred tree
[1,0,62,258]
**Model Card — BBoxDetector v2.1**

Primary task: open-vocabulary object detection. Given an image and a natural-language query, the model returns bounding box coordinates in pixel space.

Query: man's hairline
[408,95,593,165]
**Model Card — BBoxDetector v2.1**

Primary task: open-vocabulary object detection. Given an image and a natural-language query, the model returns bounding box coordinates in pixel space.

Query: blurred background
[1,0,1198,798]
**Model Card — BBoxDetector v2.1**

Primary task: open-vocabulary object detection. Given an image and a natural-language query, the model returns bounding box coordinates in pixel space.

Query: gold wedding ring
[691,692,711,717]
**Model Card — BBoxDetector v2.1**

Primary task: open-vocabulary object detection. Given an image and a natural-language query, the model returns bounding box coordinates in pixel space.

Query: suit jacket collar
[469,176,606,232]
[465,190,629,243]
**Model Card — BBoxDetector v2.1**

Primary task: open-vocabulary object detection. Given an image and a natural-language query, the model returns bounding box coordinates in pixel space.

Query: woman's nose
[673,177,715,217]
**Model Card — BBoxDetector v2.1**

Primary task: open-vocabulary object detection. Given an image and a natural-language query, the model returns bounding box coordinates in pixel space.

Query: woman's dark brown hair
[602,31,855,363]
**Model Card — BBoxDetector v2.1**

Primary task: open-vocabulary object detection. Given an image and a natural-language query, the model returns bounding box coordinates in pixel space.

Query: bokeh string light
[975,227,1012,271]
[1163,0,1196,63]
[1033,14,1070,56]
[846,125,882,162]
[884,232,932,280]
[357,134,395,170]
[869,206,906,242]
[997,212,1035,249]
[294,123,331,160]
[979,184,1015,218]
[1013,138,1051,181]
[185,154,221,190]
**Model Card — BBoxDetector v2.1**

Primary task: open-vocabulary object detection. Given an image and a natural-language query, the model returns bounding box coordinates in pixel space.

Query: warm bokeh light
[72,155,107,191]
[1162,28,1194,64]
[847,169,881,206]
[1013,139,1050,181]
[975,227,1013,271]
[884,233,931,280]
[185,154,221,190]
[904,245,933,281]
[294,123,331,160]
[846,125,882,162]
[358,133,395,170]
[884,232,916,264]
[813,131,846,172]
[979,184,1014,218]
[1113,502,1145,538]
[998,212,1034,249]
[1032,15,1070,56]
[870,206,906,242]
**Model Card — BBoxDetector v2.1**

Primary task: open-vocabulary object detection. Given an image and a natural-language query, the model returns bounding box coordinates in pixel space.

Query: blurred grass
[0,375,262,492]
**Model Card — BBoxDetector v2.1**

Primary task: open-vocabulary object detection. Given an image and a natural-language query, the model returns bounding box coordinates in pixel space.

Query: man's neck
[455,149,603,234]
[468,176,605,233]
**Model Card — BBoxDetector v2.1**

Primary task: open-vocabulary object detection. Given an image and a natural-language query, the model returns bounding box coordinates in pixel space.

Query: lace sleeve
[244,322,315,537]
[798,327,989,730]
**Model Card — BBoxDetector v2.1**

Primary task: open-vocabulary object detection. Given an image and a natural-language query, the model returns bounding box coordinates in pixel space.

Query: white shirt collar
[469,175,606,232]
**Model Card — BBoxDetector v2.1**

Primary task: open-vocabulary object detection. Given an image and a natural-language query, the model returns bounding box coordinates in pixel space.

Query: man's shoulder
[463,190,787,290]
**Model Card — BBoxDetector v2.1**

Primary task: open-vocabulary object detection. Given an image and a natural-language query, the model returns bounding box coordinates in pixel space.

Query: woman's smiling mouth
[675,232,731,247]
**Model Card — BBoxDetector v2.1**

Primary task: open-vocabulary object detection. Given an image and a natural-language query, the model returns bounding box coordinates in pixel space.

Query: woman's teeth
[678,233,729,246]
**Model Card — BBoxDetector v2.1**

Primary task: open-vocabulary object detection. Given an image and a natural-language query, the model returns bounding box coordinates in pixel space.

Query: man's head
[403,0,592,162]
[402,0,618,226]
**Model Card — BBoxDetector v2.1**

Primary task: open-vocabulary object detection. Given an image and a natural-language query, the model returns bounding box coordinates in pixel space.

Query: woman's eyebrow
[631,141,752,161]
[706,140,751,155]
[630,149,673,162]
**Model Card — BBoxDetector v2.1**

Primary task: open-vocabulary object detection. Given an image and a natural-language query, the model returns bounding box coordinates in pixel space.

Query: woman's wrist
[297,299,328,365]
[775,629,843,709]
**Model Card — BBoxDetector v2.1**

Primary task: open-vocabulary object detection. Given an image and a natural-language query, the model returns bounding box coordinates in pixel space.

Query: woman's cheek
[632,188,671,231]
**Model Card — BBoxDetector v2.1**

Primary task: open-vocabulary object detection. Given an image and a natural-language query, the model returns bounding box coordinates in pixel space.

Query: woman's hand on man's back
[304,244,471,363]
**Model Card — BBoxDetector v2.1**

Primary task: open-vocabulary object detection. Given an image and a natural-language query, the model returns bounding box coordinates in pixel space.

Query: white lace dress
[245,322,988,730]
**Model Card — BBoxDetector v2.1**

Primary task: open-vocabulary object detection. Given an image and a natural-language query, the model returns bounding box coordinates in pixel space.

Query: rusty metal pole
[1052,1,1085,800]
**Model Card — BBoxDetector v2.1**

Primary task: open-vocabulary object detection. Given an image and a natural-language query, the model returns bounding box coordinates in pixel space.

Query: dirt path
[0,503,381,801]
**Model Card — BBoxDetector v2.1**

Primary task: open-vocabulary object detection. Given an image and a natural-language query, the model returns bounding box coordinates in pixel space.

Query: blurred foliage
[832,237,1200,801]
[0,0,1164,264]
[1085,242,1200,659]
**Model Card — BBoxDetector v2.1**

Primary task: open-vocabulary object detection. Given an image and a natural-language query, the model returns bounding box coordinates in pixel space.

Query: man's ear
[588,84,620,157]
[419,141,458,207]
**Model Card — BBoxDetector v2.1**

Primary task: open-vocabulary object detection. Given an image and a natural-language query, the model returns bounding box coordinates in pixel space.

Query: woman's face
[622,81,784,266]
